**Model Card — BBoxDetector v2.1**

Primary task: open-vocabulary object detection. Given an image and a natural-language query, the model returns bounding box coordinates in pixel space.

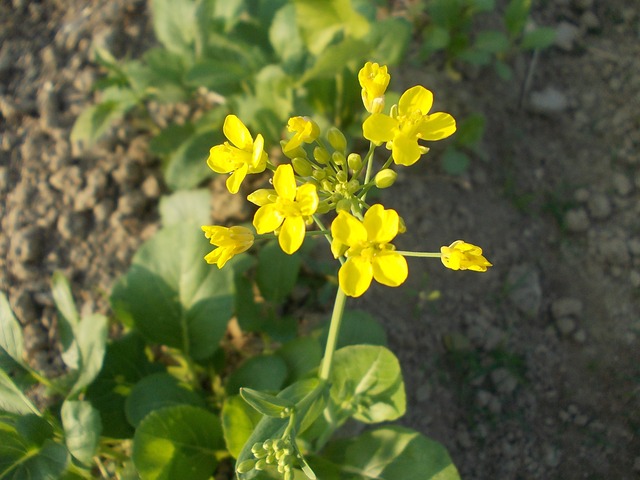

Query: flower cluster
[201,61,492,298]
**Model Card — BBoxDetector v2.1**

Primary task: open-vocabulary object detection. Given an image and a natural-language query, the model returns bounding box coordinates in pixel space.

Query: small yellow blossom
[440,240,492,272]
[201,225,254,268]
[331,204,408,297]
[359,62,390,114]
[283,116,320,154]
[248,164,319,255]
[362,86,456,166]
[207,115,268,194]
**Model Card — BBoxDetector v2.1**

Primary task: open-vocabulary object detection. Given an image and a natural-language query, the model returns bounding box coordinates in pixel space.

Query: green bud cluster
[245,437,296,478]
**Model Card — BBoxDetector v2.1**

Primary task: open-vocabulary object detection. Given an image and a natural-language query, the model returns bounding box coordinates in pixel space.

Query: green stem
[319,288,347,381]
[395,251,442,258]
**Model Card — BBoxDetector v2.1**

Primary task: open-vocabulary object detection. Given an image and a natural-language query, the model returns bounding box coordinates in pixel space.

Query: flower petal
[296,183,319,216]
[363,114,397,145]
[398,85,433,116]
[253,204,284,234]
[279,216,306,254]
[226,163,248,194]
[247,188,276,206]
[331,211,367,246]
[251,134,267,171]
[207,144,235,174]
[418,112,457,141]
[339,256,373,297]
[392,133,422,166]
[372,251,408,287]
[363,204,399,244]
[223,115,253,150]
[273,164,296,201]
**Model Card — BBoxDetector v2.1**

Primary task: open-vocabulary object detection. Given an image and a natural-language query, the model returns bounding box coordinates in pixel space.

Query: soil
[1,0,639,479]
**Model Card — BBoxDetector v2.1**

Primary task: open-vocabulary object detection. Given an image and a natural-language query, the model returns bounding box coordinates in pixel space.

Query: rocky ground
[1,0,639,479]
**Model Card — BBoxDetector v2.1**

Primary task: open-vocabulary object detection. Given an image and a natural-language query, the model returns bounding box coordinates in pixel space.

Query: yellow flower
[440,240,492,272]
[331,204,408,297]
[362,86,456,166]
[283,116,320,154]
[201,225,254,268]
[248,164,319,255]
[359,62,390,114]
[207,115,268,194]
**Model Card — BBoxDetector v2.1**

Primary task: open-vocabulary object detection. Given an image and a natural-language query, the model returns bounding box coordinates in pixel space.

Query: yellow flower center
[275,197,302,217]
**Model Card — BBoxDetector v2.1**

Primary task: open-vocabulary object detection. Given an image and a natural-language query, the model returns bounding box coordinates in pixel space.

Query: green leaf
[309,426,461,479]
[149,122,196,158]
[240,388,294,418]
[110,223,235,360]
[421,26,451,56]
[225,355,288,395]
[70,99,132,148]
[61,400,102,464]
[51,271,80,370]
[185,60,247,93]
[472,0,495,12]
[329,345,405,424]
[85,333,163,439]
[300,38,370,84]
[454,113,485,148]
[441,147,471,176]
[159,189,211,227]
[16,414,54,447]
[68,313,109,398]
[0,369,40,415]
[164,129,219,190]
[0,435,68,480]
[256,240,301,304]
[276,337,322,384]
[125,373,206,427]
[269,4,306,69]
[0,293,25,367]
[474,30,510,53]
[319,309,387,350]
[494,60,513,80]
[504,0,531,37]
[292,0,370,55]
[521,27,556,50]
[132,405,224,480]
[369,17,412,65]
[221,395,262,459]
[150,0,197,58]
[254,65,295,122]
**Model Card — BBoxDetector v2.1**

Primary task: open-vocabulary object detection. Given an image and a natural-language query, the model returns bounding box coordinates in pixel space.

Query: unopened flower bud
[390,103,398,119]
[255,459,267,471]
[292,157,313,177]
[321,179,333,192]
[347,179,360,194]
[336,171,348,183]
[327,127,347,153]
[281,142,307,160]
[313,146,330,164]
[236,459,256,474]
[347,153,362,172]
[336,199,351,213]
[374,169,397,189]
[332,151,346,166]
[312,169,326,181]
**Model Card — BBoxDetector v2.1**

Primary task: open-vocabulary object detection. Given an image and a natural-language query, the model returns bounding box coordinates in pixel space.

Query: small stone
[580,11,601,32]
[544,444,561,467]
[112,161,142,186]
[93,199,115,224]
[10,227,44,263]
[141,174,161,199]
[37,81,59,130]
[507,264,542,316]
[556,317,576,336]
[630,270,640,288]
[573,329,587,343]
[628,239,640,256]
[554,22,580,51]
[57,212,89,240]
[612,172,633,196]
[117,191,147,216]
[529,87,569,114]
[456,429,473,449]
[587,193,611,219]
[49,165,83,192]
[574,188,589,202]
[574,414,589,426]
[551,298,583,319]
[491,368,519,395]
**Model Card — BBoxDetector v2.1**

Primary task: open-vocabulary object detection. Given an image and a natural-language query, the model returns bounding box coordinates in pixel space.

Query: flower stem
[319,288,347,381]
[395,251,442,258]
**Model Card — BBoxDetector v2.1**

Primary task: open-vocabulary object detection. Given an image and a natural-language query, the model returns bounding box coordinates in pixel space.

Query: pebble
[57,211,89,240]
[93,199,115,224]
[587,193,611,219]
[117,191,147,216]
[491,368,519,395]
[580,11,601,32]
[507,265,542,316]
[141,174,162,199]
[554,22,580,51]
[529,87,569,115]
[112,161,142,186]
[551,298,583,319]
[630,270,640,288]
[556,317,576,336]
[49,165,83,192]
[37,81,59,130]
[10,227,44,263]
[573,329,587,343]
[612,172,633,196]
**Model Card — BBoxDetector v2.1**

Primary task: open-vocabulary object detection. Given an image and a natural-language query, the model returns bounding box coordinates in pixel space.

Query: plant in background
[0,62,493,479]
[416,0,556,80]
[71,0,412,191]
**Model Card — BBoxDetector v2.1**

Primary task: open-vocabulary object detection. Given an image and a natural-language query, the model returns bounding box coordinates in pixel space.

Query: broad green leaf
[421,26,451,56]
[309,426,461,479]
[369,17,411,66]
[164,129,219,190]
[329,345,405,424]
[0,432,68,480]
[0,293,24,366]
[0,369,40,415]
[474,30,510,53]
[256,240,301,304]
[254,65,294,122]
[159,189,211,226]
[132,405,224,480]
[185,60,247,93]
[110,223,235,360]
[276,337,321,384]
[51,271,80,370]
[225,355,288,395]
[16,414,54,446]
[521,27,556,50]
[70,99,132,148]
[221,395,262,459]
[234,271,265,333]
[472,0,495,12]
[455,113,485,148]
[61,400,102,464]
[149,122,196,158]
[150,0,197,58]
[292,0,370,55]
[494,60,513,80]
[68,313,109,397]
[125,373,206,427]
[318,309,387,350]
[269,4,306,70]
[300,38,370,84]
[441,147,470,176]
[240,388,294,418]
[504,0,531,37]
[85,333,163,439]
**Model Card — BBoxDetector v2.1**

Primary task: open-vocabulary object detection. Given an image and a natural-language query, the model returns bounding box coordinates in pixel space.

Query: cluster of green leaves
[71,0,411,191]
[418,0,555,80]
[0,190,460,479]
